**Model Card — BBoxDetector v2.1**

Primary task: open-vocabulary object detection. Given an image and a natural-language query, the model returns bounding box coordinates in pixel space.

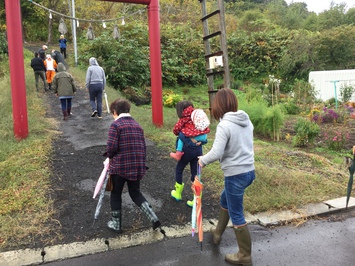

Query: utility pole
[71,0,78,66]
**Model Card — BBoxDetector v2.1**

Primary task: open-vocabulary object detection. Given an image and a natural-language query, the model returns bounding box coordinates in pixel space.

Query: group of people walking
[104,87,256,265]
[32,37,256,264]
[31,35,67,92]
[30,36,105,121]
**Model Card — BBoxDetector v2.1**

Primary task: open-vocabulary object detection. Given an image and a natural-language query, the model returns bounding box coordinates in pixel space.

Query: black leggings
[110,174,146,211]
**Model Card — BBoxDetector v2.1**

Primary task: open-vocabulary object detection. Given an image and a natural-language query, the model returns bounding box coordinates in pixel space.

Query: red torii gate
[6,0,28,139]
[5,0,163,140]
[101,0,163,127]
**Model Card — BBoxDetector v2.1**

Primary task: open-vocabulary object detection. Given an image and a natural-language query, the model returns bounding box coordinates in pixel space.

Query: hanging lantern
[58,18,68,35]
[86,24,95,40]
[113,24,120,39]
[121,18,125,25]
[49,12,52,19]
[76,20,79,27]
[102,21,107,28]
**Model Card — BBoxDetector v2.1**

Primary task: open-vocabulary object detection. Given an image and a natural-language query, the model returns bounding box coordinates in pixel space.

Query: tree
[282,2,308,29]
[315,25,355,70]
[317,3,347,30]
[278,30,318,81]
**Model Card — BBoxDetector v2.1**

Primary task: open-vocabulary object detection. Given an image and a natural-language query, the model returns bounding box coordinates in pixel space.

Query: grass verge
[0,49,59,250]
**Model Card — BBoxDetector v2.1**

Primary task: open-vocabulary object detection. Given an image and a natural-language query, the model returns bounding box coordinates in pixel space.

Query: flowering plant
[311,107,350,123]
[323,129,350,151]
[163,93,182,108]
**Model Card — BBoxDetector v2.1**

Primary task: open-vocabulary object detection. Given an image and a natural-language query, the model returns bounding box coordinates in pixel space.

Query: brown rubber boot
[225,225,252,266]
[62,110,68,120]
[210,208,229,245]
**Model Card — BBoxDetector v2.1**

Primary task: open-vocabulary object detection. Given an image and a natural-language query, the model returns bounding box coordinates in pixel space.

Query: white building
[308,69,355,102]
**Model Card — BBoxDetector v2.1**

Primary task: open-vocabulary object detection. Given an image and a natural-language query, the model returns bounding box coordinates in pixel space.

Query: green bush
[282,101,301,115]
[78,31,150,91]
[0,32,8,54]
[78,23,206,90]
[340,85,355,103]
[122,86,151,106]
[160,24,205,87]
[292,118,320,147]
[242,97,285,140]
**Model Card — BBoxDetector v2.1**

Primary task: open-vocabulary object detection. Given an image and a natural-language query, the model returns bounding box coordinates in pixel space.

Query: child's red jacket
[173,106,210,137]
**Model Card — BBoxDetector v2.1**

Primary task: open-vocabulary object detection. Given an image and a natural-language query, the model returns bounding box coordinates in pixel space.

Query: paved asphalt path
[46,210,355,266]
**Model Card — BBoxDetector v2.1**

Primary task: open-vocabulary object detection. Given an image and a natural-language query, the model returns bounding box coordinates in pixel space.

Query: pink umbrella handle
[93,158,110,198]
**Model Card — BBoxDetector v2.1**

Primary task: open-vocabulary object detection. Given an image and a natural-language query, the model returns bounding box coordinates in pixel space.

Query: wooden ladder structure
[199,0,231,113]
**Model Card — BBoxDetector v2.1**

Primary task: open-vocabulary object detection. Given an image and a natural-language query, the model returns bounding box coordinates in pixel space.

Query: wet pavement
[21,211,355,265]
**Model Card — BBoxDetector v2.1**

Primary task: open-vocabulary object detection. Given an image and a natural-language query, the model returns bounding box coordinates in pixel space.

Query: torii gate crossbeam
[100,0,163,127]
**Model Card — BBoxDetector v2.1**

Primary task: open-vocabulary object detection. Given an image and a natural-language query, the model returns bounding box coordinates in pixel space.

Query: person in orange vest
[44,54,57,90]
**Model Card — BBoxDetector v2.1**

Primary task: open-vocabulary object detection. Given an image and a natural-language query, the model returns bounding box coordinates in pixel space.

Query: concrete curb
[1,197,354,266]
[248,196,355,226]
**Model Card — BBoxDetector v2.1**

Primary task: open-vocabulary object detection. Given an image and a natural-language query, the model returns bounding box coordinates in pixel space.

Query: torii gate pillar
[101,0,163,127]
[5,0,28,139]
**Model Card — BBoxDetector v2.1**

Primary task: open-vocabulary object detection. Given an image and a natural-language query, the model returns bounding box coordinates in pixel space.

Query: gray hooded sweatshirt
[200,110,255,177]
[85,57,106,89]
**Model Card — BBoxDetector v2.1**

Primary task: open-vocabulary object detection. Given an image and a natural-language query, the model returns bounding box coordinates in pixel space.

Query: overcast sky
[285,0,355,14]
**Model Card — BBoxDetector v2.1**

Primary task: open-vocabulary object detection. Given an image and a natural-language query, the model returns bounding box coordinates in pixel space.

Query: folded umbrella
[104,90,110,114]
[93,158,109,199]
[191,165,204,250]
[346,153,355,209]
[92,158,110,228]
[92,171,109,228]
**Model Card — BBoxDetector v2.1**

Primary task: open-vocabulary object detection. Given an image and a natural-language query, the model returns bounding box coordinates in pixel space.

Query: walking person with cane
[86,57,106,119]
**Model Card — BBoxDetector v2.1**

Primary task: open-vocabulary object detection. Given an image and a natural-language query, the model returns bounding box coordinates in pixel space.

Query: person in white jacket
[198,88,255,266]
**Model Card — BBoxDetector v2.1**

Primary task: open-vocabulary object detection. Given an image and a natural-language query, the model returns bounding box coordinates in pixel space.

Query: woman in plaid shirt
[106,99,161,233]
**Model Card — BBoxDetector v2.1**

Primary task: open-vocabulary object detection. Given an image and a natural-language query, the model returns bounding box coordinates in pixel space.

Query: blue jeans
[220,170,255,226]
[59,97,72,111]
[89,83,103,116]
[176,132,207,151]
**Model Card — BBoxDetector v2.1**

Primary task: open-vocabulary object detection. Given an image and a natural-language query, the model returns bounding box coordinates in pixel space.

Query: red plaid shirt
[106,116,146,181]
[173,106,210,137]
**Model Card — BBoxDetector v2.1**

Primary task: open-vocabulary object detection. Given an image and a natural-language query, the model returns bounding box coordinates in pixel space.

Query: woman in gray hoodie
[198,88,255,266]
[86,57,106,118]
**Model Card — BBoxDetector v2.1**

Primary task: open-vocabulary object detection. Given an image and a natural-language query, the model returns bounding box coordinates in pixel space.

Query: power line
[28,0,146,23]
